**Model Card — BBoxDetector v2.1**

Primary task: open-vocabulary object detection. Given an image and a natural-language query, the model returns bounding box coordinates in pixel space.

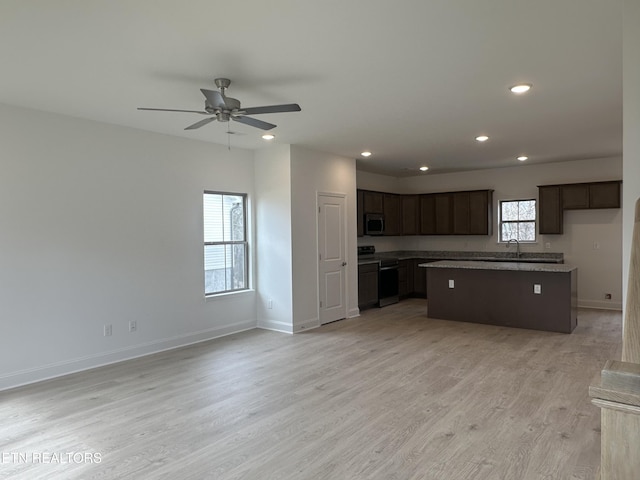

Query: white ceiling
[0,0,622,177]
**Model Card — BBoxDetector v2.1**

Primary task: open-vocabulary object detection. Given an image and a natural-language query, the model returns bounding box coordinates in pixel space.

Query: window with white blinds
[203,192,248,295]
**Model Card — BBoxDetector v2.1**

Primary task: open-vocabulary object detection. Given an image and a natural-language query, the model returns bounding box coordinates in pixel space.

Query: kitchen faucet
[507,238,521,259]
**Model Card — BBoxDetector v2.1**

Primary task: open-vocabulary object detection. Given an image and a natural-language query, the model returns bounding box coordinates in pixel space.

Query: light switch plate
[448,279,455,289]
[534,284,542,294]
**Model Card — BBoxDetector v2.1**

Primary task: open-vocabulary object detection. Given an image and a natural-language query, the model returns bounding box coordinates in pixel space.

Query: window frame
[498,198,537,243]
[203,190,249,296]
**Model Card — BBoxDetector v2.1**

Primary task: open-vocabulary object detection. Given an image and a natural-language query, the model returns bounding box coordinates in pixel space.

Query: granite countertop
[357,257,385,265]
[419,260,576,273]
[357,250,564,265]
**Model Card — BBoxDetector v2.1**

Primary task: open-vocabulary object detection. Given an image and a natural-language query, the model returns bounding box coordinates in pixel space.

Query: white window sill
[205,289,255,302]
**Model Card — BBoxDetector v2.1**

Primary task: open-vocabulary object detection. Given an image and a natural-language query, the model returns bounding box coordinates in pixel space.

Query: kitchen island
[421,260,578,333]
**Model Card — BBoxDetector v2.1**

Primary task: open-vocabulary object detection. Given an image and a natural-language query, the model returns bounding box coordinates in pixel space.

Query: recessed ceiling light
[361,151,372,157]
[475,135,489,142]
[419,166,429,171]
[261,134,275,140]
[510,83,532,94]
[517,156,528,161]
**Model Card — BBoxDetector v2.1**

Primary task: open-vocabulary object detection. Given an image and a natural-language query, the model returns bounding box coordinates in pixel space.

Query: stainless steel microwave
[365,214,384,235]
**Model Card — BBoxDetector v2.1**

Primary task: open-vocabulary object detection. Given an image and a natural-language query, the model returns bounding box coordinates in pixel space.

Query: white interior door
[318,193,347,324]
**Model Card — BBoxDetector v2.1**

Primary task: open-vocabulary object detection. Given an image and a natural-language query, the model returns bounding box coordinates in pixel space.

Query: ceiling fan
[138,78,301,131]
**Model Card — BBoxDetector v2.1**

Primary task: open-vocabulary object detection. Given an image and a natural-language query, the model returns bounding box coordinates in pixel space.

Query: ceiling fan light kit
[138,78,301,132]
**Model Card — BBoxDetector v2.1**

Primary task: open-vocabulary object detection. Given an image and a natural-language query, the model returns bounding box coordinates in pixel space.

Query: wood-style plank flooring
[0,300,622,479]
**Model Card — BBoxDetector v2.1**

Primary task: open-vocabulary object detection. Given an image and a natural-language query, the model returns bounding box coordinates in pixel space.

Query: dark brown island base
[422,260,578,333]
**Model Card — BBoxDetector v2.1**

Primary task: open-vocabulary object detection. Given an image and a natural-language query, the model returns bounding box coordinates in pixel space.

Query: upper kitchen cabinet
[588,181,621,209]
[561,181,621,210]
[452,192,471,234]
[452,190,493,235]
[469,190,493,235]
[538,185,563,234]
[434,193,453,235]
[422,190,493,236]
[383,193,401,236]
[357,189,364,237]
[419,194,436,235]
[561,184,589,209]
[362,190,384,214]
[401,195,420,235]
[538,180,621,235]
[358,188,493,236]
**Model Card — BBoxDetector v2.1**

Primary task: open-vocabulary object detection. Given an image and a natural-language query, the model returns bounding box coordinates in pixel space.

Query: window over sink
[499,199,536,242]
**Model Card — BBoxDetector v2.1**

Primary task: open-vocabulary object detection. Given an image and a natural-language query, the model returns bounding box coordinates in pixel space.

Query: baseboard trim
[294,317,320,333]
[348,308,360,318]
[0,319,256,392]
[578,299,623,311]
[257,319,294,334]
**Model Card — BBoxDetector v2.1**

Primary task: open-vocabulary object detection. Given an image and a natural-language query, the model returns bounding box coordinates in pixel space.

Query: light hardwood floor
[0,300,622,480]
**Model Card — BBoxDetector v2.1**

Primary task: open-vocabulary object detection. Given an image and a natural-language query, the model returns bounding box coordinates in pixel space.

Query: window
[499,199,536,242]
[203,192,248,295]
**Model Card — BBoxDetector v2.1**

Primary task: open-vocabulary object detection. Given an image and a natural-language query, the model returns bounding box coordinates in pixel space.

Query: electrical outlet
[267,299,273,309]
[593,241,600,250]
[103,324,112,337]
[545,242,551,249]
[448,279,455,289]
[129,320,137,332]
[533,284,542,295]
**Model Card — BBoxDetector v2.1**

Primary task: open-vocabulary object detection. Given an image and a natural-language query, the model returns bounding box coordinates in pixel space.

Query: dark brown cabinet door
[357,190,364,237]
[383,193,401,236]
[452,192,470,234]
[589,181,621,208]
[420,194,436,234]
[469,190,492,235]
[435,194,453,235]
[538,186,563,234]
[358,263,379,308]
[401,195,420,235]
[398,260,408,297]
[562,184,589,209]
[362,191,383,214]
[412,259,427,298]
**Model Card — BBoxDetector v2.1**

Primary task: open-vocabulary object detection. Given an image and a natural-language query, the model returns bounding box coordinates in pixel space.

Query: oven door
[378,264,399,307]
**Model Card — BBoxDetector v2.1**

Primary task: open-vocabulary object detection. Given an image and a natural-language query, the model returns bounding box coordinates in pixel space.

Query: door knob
[342,262,347,266]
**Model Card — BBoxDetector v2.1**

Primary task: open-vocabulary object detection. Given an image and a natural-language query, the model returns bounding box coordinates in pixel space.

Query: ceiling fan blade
[240,103,301,115]
[138,107,209,114]
[233,116,276,130]
[184,117,217,130]
[200,89,226,108]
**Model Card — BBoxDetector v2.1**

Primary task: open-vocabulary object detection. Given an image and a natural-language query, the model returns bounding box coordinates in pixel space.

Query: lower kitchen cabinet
[358,263,379,309]
[398,259,414,297]
[412,259,428,298]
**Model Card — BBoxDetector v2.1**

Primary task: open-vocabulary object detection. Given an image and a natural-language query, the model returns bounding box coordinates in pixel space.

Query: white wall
[356,170,402,193]
[0,103,256,390]
[290,146,359,330]
[357,157,623,310]
[254,145,294,332]
[623,0,640,314]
